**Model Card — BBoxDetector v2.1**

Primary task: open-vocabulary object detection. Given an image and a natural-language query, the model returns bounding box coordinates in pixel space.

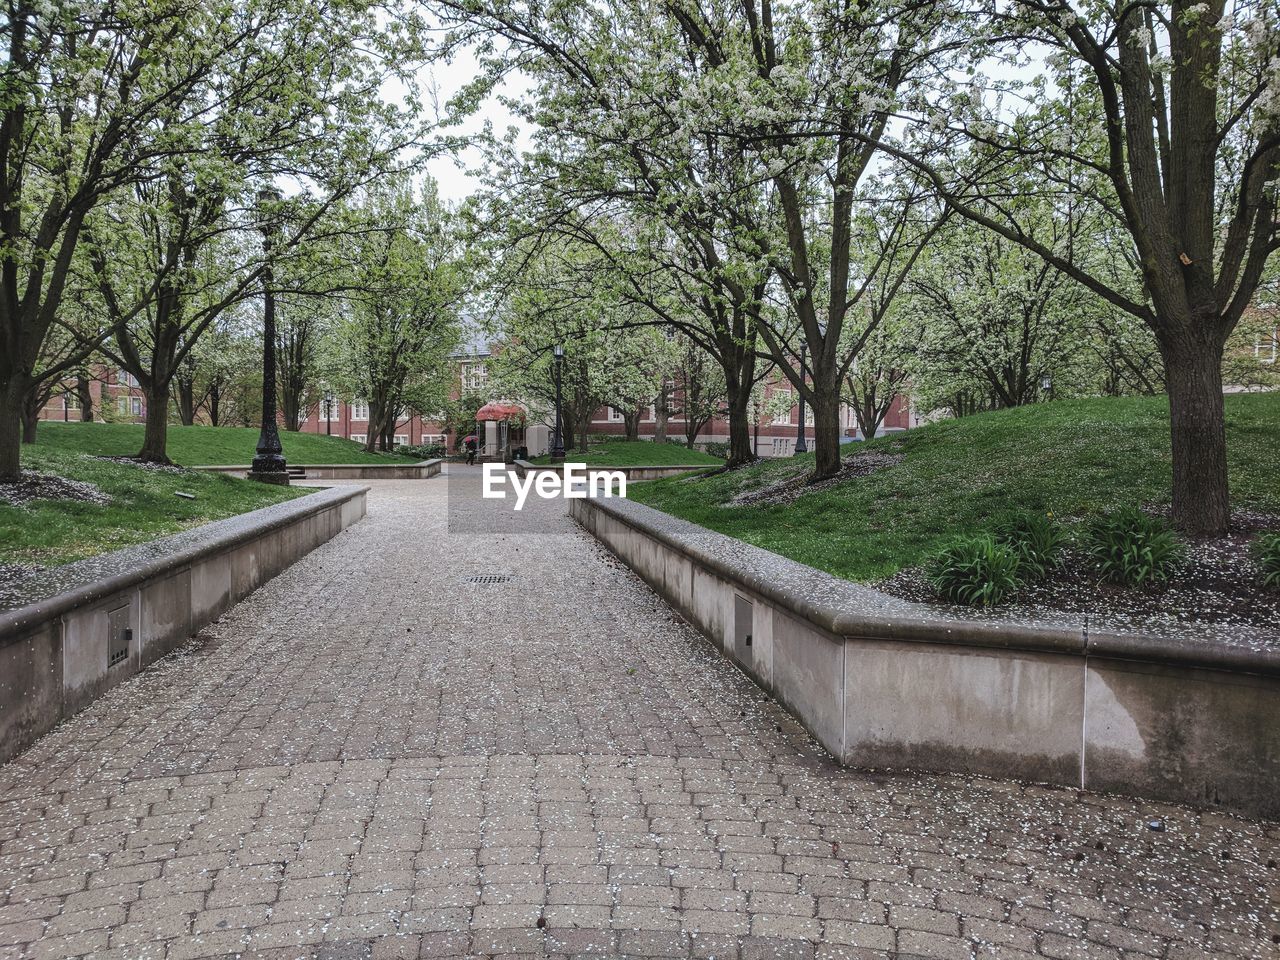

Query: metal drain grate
[462,574,514,585]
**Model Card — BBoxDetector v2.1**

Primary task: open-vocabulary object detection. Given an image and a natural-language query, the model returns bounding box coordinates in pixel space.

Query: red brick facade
[589,388,916,456]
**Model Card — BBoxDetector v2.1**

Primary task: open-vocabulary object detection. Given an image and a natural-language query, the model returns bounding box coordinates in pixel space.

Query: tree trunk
[623,409,641,442]
[576,412,591,453]
[208,382,222,426]
[725,386,755,468]
[176,377,196,426]
[654,385,669,443]
[811,384,843,479]
[0,376,24,479]
[77,376,93,421]
[21,399,39,444]
[137,385,172,463]
[1163,336,1230,535]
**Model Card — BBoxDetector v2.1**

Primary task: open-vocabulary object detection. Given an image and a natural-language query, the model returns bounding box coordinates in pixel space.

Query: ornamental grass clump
[994,512,1067,581]
[1255,534,1280,590]
[1083,507,1184,587]
[928,535,1022,607]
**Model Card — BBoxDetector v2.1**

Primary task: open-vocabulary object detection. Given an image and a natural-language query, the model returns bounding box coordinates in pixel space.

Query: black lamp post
[794,342,808,455]
[248,187,289,485]
[323,389,334,435]
[551,344,566,461]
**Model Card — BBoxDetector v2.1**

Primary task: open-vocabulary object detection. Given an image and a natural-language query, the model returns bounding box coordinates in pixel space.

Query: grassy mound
[1,446,307,569]
[533,438,724,466]
[628,393,1280,583]
[32,422,419,466]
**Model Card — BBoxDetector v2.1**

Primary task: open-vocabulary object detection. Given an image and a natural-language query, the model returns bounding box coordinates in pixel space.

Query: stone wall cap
[581,494,1280,678]
[0,485,367,643]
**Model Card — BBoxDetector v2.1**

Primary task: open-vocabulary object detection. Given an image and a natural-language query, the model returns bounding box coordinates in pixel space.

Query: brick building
[588,382,918,457]
[36,368,147,424]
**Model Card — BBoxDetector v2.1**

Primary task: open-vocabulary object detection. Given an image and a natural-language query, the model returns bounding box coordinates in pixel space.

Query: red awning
[475,402,526,422]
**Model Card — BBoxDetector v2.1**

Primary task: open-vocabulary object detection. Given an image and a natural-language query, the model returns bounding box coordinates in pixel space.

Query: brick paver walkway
[1,470,1277,960]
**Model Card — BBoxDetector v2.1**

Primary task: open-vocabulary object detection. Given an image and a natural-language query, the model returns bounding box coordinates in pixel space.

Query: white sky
[419,50,533,205]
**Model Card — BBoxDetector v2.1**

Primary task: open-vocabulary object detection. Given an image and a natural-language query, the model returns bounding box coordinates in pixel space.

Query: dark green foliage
[1255,534,1280,590]
[400,443,447,459]
[1083,508,1184,586]
[927,535,1023,606]
[994,512,1067,580]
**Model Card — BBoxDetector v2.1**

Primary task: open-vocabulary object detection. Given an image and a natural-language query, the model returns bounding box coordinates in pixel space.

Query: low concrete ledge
[514,459,712,482]
[196,459,441,480]
[0,486,367,765]
[571,494,1280,818]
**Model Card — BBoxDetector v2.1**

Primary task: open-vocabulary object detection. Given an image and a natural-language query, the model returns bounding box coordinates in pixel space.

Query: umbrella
[462,435,478,443]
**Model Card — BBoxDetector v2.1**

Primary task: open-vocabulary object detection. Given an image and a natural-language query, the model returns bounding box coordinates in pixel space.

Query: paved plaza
[0,470,1277,959]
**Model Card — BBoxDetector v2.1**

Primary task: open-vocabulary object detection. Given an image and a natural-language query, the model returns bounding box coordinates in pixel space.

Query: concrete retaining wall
[0,486,367,764]
[514,460,710,482]
[571,495,1280,819]
[197,459,441,480]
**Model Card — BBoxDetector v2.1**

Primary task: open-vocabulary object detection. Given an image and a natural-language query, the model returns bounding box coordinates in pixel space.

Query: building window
[350,400,369,421]
[607,407,624,422]
[462,362,488,390]
[320,397,339,421]
[1257,333,1278,363]
[772,391,793,425]
[117,369,137,387]
[117,396,142,416]
[64,394,80,411]
[394,434,409,447]
[772,438,790,456]
[423,434,445,444]
[350,434,366,445]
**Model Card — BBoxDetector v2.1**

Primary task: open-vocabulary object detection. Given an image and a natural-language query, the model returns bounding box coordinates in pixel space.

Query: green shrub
[398,443,447,459]
[927,535,1023,607]
[1083,508,1184,587]
[700,442,730,460]
[994,512,1067,580]
[1255,533,1280,589]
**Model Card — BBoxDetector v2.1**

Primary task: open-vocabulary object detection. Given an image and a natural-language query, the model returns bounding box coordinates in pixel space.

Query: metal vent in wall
[107,605,131,667]
[461,574,514,585]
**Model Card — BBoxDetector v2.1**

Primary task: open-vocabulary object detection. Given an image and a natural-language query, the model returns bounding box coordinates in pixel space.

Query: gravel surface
[0,469,1276,959]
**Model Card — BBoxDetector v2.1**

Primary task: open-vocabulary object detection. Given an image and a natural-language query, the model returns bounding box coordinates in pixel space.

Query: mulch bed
[0,471,111,508]
[878,510,1280,644]
[729,450,905,508]
[93,456,190,474]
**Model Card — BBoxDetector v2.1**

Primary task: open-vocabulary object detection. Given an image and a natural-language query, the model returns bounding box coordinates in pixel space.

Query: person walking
[464,435,477,466]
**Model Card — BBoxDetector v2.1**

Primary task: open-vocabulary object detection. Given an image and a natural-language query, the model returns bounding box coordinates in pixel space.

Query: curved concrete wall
[0,486,367,764]
[196,459,442,480]
[571,495,1280,819]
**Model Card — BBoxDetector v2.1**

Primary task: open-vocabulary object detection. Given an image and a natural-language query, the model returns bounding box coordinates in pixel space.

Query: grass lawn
[532,438,724,466]
[1,445,309,569]
[32,421,419,466]
[628,393,1280,583]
